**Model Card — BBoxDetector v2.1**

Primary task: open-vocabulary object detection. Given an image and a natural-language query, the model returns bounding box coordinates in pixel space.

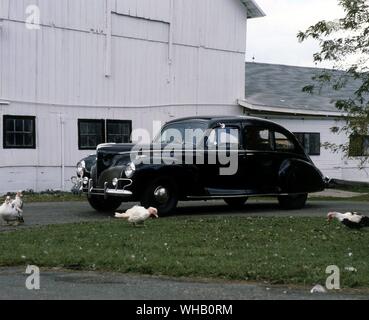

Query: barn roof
[241,0,265,18]
[241,62,362,117]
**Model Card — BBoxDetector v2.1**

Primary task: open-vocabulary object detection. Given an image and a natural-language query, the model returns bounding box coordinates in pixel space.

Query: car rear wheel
[278,194,308,210]
[87,195,122,213]
[141,177,179,216]
[224,197,248,208]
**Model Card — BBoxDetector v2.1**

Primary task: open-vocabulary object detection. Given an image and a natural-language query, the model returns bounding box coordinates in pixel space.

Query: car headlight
[77,161,86,177]
[112,178,118,187]
[125,162,136,178]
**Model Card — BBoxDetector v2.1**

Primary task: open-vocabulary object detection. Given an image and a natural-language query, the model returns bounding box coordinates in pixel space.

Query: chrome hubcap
[154,186,169,204]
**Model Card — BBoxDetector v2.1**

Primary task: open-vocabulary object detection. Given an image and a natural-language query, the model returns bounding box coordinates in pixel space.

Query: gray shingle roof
[245,62,360,114]
[241,0,265,18]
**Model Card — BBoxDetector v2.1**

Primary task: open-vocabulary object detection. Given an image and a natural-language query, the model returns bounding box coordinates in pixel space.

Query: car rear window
[274,131,296,152]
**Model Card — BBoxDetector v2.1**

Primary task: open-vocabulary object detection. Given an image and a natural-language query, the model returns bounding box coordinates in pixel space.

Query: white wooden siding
[172,0,246,52]
[116,0,171,23]
[0,1,246,107]
[112,13,169,43]
[0,0,248,192]
[6,0,105,31]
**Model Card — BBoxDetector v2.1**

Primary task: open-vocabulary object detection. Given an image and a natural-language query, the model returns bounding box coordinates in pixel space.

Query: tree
[297,0,369,167]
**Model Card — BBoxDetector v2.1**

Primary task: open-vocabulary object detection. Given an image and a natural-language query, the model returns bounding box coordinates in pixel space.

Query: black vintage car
[72,116,326,215]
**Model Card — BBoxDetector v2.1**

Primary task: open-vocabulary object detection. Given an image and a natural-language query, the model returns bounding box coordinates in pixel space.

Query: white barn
[242,62,369,183]
[0,0,264,194]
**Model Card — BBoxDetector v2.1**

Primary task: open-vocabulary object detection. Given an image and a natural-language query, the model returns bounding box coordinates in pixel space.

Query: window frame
[78,119,105,150]
[293,132,321,156]
[3,115,36,149]
[78,119,133,150]
[349,134,369,157]
[106,120,133,144]
[208,125,242,149]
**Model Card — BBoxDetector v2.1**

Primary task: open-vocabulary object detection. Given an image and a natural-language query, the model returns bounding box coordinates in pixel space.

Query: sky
[246,0,345,68]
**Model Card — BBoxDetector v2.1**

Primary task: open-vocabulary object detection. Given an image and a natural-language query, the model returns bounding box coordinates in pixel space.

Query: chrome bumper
[71,177,133,198]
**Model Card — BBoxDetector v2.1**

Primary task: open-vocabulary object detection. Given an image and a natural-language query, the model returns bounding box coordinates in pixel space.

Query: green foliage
[1,217,369,288]
[298,0,369,165]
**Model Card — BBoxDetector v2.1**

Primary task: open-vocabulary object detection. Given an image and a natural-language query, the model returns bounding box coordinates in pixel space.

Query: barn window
[78,119,105,150]
[78,119,132,150]
[294,133,321,156]
[349,135,369,157]
[3,115,36,149]
[107,120,132,144]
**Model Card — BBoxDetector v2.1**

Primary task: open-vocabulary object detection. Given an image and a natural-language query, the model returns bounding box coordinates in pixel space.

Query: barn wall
[6,0,106,30]
[0,0,248,193]
[0,0,246,106]
[115,0,171,23]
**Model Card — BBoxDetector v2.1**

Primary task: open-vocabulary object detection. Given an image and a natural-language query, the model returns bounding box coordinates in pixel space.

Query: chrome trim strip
[106,189,133,196]
[104,182,108,199]
[88,179,94,198]
[187,193,306,200]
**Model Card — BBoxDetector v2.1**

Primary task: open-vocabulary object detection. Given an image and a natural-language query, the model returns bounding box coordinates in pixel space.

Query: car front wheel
[278,194,308,210]
[87,196,122,213]
[141,177,179,216]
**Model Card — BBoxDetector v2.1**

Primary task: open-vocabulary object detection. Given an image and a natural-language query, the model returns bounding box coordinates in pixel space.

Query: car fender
[134,163,201,197]
[278,158,325,193]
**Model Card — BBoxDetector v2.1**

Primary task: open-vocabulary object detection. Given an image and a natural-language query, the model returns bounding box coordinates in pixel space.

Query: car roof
[166,115,282,128]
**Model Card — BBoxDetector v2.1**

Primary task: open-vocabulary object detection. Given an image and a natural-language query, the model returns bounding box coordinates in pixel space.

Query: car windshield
[154,121,209,145]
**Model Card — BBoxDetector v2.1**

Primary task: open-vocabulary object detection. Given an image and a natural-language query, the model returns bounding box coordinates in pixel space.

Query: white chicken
[327,211,369,229]
[11,191,24,213]
[115,206,159,226]
[0,196,24,226]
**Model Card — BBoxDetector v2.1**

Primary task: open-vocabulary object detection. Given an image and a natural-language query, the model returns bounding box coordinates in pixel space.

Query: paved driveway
[1,199,369,231]
[1,267,368,300]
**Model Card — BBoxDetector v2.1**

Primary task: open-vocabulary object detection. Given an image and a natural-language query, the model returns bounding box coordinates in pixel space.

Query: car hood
[97,143,139,155]
[96,143,186,155]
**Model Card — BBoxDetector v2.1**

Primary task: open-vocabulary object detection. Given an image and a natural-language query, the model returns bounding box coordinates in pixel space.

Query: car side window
[207,127,240,148]
[244,127,272,151]
[274,131,296,152]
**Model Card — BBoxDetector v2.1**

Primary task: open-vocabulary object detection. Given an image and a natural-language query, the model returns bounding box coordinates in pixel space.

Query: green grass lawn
[334,184,369,194]
[13,192,84,203]
[1,217,369,289]
[310,194,369,202]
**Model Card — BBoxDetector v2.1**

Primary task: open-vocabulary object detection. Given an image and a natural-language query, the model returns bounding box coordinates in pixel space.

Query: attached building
[0,0,264,193]
[241,62,369,183]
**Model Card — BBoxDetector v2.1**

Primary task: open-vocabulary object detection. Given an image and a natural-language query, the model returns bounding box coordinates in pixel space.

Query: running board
[187,193,297,200]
